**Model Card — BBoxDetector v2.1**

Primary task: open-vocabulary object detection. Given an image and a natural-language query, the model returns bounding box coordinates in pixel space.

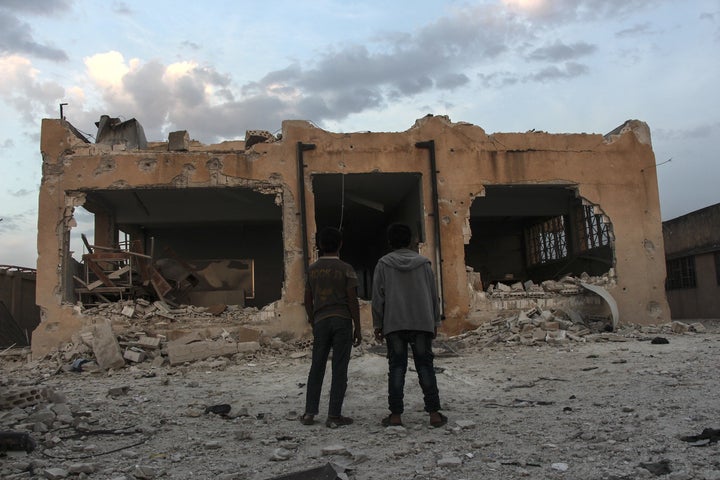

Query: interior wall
[465,218,526,284]
[312,173,424,299]
[145,223,284,307]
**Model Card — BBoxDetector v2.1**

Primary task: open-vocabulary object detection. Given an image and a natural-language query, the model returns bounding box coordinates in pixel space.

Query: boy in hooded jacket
[372,223,447,428]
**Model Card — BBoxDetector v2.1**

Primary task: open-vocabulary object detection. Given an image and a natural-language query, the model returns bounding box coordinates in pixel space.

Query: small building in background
[663,203,720,319]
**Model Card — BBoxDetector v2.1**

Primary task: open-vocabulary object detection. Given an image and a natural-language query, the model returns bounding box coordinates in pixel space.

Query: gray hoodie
[371,248,441,335]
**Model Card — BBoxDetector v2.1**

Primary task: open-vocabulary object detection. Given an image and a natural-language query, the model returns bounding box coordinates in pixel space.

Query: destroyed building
[32,115,670,357]
[663,202,720,319]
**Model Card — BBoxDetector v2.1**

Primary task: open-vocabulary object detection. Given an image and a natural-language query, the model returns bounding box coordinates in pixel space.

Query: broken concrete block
[236,341,261,353]
[168,330,204,344]
[121,305,135,317]
[0,387,45,409]
[167,340,239,365]
[541,321,560,331]
[123,349,146,363]
[532,328,546,341]
[234,326,262,343]
[68,463,97,474]
[545,330,568,344]
[91,320,125,370]
[520,323,535,335]
[437,456,463,467]
[138,336,162,349]
[153,300,171,313]
[690,322,706,333]
[168,130,190,151]
[244,129,275,148]
[671,321,690,334]
[42,467,69,480]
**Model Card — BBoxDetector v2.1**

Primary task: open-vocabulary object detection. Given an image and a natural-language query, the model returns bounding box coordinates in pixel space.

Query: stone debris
[437,455,463,467]
[0,316,716,480]
[483,271,615,299]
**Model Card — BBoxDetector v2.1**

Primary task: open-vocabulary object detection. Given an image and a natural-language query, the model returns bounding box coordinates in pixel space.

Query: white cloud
[84,51,133,89]
[0,54,64,121]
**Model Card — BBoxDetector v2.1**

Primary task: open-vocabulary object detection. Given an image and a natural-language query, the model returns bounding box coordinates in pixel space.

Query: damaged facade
[33,115,669,356]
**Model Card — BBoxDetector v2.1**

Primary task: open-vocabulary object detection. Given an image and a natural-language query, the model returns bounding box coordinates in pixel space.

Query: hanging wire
[339,173,346,230]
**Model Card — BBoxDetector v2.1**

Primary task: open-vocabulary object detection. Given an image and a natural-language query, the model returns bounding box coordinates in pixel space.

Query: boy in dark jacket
[301,227,361,428]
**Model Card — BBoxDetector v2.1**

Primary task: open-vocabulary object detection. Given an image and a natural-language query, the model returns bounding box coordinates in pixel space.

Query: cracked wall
[33,116,670,357]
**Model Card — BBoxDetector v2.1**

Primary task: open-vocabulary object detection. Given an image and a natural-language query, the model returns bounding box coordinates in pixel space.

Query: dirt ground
[2,320,720,480]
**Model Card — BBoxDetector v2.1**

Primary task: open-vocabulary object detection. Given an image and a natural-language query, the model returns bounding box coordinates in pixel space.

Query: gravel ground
[2,321,719,480]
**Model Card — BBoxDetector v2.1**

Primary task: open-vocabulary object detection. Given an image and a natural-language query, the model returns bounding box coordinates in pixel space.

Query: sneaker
[325,415,353,428]
[429,412,448,428]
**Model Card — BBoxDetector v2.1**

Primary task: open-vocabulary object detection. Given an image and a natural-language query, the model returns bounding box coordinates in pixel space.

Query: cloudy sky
[1,0,718,268]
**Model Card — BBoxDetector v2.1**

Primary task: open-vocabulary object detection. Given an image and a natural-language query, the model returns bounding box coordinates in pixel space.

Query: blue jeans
[304,316,353,417]
[386,330,441,414]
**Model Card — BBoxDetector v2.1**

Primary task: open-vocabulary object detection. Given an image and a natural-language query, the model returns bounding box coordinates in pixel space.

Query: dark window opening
[66,187,283,309]
[666,256,696,290]
[525,215,568,265]
[575,205,611,252]
[312,173,424,299]
[465,185,614,288]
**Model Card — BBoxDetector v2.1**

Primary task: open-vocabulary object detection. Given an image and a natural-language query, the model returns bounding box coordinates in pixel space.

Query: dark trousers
[386,330,441,414]
[304,316,353,417]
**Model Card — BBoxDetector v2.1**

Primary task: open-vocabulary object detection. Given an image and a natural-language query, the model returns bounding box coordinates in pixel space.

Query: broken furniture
[73,240,171,305]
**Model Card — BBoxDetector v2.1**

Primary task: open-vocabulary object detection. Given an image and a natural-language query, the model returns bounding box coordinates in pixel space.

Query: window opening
[666,256,696,290]
[525,216,568,266]
[575,205,610,252]
[465,185,614,289]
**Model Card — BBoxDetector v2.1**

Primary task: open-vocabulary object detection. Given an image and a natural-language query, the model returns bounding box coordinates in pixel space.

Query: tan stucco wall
[34,116,670,356]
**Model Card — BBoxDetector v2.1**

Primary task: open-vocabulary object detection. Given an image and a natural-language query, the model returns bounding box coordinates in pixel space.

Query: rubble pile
[447,305,707,350]
[484,271,616,299]
[23,299,313,373]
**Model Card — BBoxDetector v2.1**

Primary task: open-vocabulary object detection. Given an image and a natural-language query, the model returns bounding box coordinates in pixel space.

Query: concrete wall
[663,203,720,319]
[0,266,40,346]
[663,203,720,257]
[33,115,670,356]
[665,252,720,319]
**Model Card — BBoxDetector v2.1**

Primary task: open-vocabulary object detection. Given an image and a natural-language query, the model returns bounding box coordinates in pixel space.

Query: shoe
[325,415,353,428]
[381,414,403,427]
[429,412,447,428]
[299,413,315,425]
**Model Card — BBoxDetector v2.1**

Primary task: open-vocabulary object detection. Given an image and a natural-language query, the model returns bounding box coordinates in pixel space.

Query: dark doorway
[312,173,424,299]
[465,185,613,288]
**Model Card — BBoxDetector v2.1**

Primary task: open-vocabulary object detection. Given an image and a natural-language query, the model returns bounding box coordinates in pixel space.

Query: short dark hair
[387,223,412,249]
[318,227,342,253]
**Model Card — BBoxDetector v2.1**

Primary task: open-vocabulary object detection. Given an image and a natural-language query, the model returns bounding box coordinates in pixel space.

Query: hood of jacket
[378,248,429,271]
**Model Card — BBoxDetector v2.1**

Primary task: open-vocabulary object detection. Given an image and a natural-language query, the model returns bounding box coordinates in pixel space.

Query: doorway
[312,173,425,298]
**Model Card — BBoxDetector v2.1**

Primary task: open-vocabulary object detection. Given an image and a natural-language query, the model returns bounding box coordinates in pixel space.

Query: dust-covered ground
[2,321,720,480]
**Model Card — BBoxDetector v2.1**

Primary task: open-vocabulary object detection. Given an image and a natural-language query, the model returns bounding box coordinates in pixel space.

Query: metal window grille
[525,216,568,266]
[665,256,696,290]
[576,205,610,252]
